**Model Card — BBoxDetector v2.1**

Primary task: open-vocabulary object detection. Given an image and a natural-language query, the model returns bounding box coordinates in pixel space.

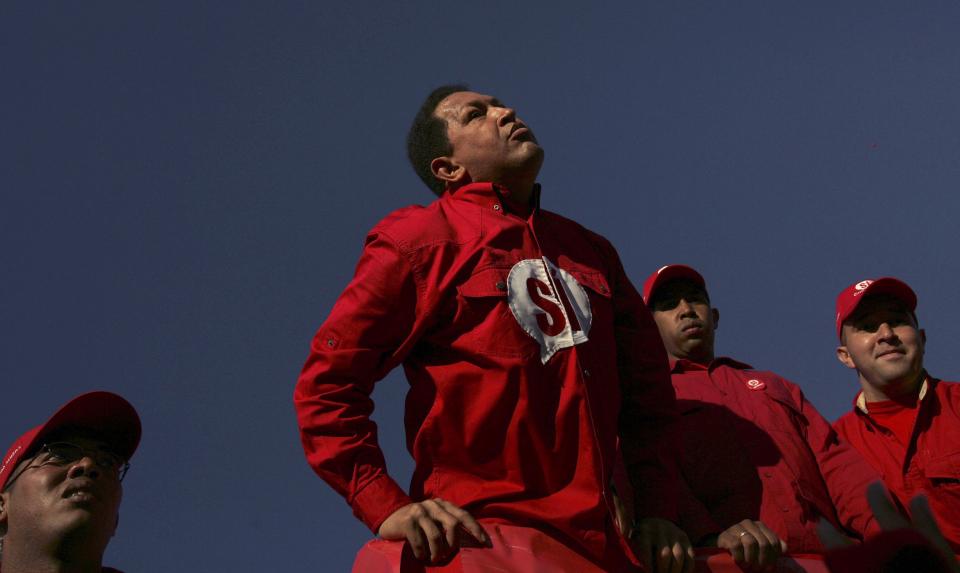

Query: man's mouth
[509,126,531,141]
[681,323,704,335]
[63,484,97,502]
[876,348,905,359]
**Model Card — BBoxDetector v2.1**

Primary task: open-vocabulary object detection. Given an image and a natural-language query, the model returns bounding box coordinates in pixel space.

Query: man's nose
[876,322,897,341]
[67,455,101,479]
[677,298,696,316]
[495,106,517,126]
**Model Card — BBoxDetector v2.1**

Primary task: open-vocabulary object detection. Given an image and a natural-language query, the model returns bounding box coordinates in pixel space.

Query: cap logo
[0,445,22,476]
[853,280,873,297]
[746,379,766,391]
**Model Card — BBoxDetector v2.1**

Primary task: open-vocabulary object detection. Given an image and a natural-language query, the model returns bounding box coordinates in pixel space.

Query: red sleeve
[676,474,724,544]
[791,382,882,540]
[293,229,419,533]
[602,239,680,522]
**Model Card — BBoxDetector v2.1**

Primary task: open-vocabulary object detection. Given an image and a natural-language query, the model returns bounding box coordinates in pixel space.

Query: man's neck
[860,371,926,404]
[1,535,104,573]
[673,352,714,367]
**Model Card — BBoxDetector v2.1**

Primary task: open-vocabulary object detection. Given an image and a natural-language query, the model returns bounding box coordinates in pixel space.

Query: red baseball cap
[642,264,706,305]
[0,391,141,491]
[835,277,917,340]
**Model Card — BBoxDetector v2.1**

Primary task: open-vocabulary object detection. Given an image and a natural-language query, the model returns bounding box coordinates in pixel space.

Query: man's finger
[748,521,780,568]
[867,481,910,530]
[739,529,758,566]
[406,521,428,560]
[816,518,851,550]
[909,494,957,567]
[416,513,448,562]
[434,498,489,545]
[421,499,461,549]
[684,545,696,573]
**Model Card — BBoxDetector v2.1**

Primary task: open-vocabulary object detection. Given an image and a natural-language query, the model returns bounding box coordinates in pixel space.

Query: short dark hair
[407,84,469,196]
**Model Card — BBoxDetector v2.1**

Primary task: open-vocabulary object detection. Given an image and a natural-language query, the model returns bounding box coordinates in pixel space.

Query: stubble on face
[2,435,123,554]
[839,295,925,401]
[433,91,544,192]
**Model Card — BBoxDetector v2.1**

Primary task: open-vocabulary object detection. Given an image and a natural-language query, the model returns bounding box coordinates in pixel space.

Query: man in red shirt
[0,391,140,573]
[833,277,960,552]
[294,86,691,572]
[642,264,881,570]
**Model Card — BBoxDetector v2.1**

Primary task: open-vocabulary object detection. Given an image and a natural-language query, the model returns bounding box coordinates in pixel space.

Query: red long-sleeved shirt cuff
[351,474,413,533]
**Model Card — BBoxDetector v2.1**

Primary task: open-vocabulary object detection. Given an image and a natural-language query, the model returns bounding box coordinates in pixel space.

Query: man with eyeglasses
[0,391,140,573]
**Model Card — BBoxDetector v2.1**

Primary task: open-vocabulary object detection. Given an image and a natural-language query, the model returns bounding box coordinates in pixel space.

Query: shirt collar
[445,182,540,216]
[855,373,930,414]
[669,356,754,373]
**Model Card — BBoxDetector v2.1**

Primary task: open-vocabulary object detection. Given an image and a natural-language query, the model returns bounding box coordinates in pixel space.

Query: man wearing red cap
[640,264,881,569]
[833,277,960,552]
[0,391,140,573]
[295,86,689,572]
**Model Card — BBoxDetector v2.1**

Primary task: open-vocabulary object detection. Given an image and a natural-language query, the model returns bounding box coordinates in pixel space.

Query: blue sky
[2,2,959,571]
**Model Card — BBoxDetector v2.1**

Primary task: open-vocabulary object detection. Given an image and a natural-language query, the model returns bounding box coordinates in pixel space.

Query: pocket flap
[457,267,510,298]
[566,269,611,299]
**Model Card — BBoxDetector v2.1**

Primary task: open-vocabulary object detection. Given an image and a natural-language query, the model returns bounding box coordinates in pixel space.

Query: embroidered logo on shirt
[507,257,592,364]
[746,379,766,391]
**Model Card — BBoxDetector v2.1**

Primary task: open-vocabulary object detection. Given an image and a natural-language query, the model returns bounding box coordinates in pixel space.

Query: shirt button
[326,339,335,347]
[493,204,501,211]
[496,281,506,291]
[583,369,591,377]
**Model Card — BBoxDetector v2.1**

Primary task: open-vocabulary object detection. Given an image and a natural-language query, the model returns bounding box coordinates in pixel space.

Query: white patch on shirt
[507,257,592,364]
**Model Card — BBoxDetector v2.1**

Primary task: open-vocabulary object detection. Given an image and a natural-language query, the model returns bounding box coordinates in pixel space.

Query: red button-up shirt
[669,358,880,551]
[834,376,960,551]
[294,183,679,565]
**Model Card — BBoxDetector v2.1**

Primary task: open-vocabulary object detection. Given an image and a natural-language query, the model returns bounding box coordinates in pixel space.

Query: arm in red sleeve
[676,473,724,545]
[599,239,680,522]
[790,381,882,540]
[294,228,421,533]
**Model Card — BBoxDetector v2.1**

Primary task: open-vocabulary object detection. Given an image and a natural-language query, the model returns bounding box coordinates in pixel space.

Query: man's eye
[468,109,483,120]
[653,298,680,311]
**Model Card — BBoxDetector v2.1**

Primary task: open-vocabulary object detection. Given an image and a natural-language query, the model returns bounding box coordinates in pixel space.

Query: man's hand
[631,517,695,573]
[716,519,787,572]
[377,498,489,563]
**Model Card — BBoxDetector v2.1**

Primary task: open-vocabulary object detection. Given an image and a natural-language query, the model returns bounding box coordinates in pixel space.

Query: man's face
[433,91,544,187]
[0,433,123,548]
[837,294,926,398]
[650,279,719,364]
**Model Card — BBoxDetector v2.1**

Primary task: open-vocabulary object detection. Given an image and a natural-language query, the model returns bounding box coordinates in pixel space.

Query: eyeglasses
[4,442,130,490]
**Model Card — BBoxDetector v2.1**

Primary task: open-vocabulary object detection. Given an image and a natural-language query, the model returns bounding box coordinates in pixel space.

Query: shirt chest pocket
[924,451,960,487]
[443,266,537,358]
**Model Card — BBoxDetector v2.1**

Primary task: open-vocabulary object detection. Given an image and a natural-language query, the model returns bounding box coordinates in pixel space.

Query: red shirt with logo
[294,182,679,566]
[668,358,880,551]
[834,377,960,551]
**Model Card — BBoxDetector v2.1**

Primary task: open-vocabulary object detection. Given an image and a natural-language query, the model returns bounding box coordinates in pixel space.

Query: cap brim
[35,391,141,460]
[643,264,706,304]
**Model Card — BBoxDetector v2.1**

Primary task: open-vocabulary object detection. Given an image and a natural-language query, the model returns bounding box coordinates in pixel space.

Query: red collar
[669,356,754,373]
[445,182,541,216]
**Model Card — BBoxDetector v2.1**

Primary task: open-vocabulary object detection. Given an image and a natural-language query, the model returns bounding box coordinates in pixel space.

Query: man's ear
[836,344,856,369]
[0,489,9,534]
[430,156,469,187]
[711,308,720,330]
